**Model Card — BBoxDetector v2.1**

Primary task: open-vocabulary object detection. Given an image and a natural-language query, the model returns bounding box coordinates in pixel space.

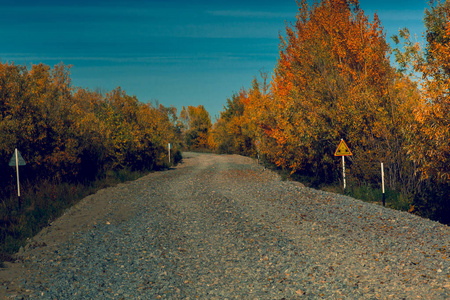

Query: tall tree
[265,0,398,184]
[408,0,450,181]
[184,105,212,150]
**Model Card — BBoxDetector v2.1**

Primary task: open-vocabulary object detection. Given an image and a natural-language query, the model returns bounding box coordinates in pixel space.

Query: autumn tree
[258,0,405,186]
[409,1,450,182]
[390,0,450,222]
[213,0,421,194]
[211,72,272,157]
[0,60,185,260]
[0,61,183,189]
[391,1,450,183]
[178,106,190,132]
[183,105,212,150]
[212,90,250,154]
[211,0,447,222]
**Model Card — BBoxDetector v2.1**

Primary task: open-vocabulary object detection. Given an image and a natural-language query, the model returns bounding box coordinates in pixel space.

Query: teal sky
[1,0,429,119]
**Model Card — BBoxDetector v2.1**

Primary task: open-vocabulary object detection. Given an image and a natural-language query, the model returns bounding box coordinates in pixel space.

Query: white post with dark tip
[381,162,385,207]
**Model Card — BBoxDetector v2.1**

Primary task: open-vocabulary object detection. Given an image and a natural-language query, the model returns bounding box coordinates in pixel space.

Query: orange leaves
[409,97,450,181]
[267,0,396,179]
[213,0,425,191]
[209,1,449,221]
[0,61,182,186]
[403,5,450,182]
[211,75,273,157]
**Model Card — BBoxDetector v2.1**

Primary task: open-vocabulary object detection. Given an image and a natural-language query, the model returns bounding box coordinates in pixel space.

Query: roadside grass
[257,157,413,212]
[0,168,152,264]
[321,184,413,212]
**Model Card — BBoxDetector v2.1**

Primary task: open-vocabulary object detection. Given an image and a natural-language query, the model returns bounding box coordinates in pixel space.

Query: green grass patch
[320,182,413,212]
[344,184,413,211]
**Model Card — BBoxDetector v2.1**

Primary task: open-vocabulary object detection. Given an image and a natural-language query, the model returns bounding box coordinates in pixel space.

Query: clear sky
[1,0,429,120]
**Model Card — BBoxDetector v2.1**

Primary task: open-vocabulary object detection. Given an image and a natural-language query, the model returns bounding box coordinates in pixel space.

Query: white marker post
[168,143,171,164]
[9,149,26,210]
[342,156,346,191]
[381,162,385,207]
[15,149,20,199]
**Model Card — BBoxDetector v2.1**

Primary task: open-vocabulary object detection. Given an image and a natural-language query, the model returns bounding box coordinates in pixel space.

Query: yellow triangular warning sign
[334,139,352,156]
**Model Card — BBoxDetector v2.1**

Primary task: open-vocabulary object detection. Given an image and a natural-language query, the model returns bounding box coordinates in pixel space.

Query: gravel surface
[2,152,450,299]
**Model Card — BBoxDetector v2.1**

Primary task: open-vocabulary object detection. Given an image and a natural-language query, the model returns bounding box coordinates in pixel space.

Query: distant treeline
[0,62,184,188]
[206,0,449,224]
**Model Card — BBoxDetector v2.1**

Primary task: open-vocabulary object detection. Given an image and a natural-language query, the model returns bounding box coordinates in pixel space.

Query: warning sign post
[334,139,353,156]
[334,140,352,192]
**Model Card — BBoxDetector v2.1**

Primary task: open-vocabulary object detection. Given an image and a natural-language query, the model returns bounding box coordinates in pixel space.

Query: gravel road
[2,152,450,299]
